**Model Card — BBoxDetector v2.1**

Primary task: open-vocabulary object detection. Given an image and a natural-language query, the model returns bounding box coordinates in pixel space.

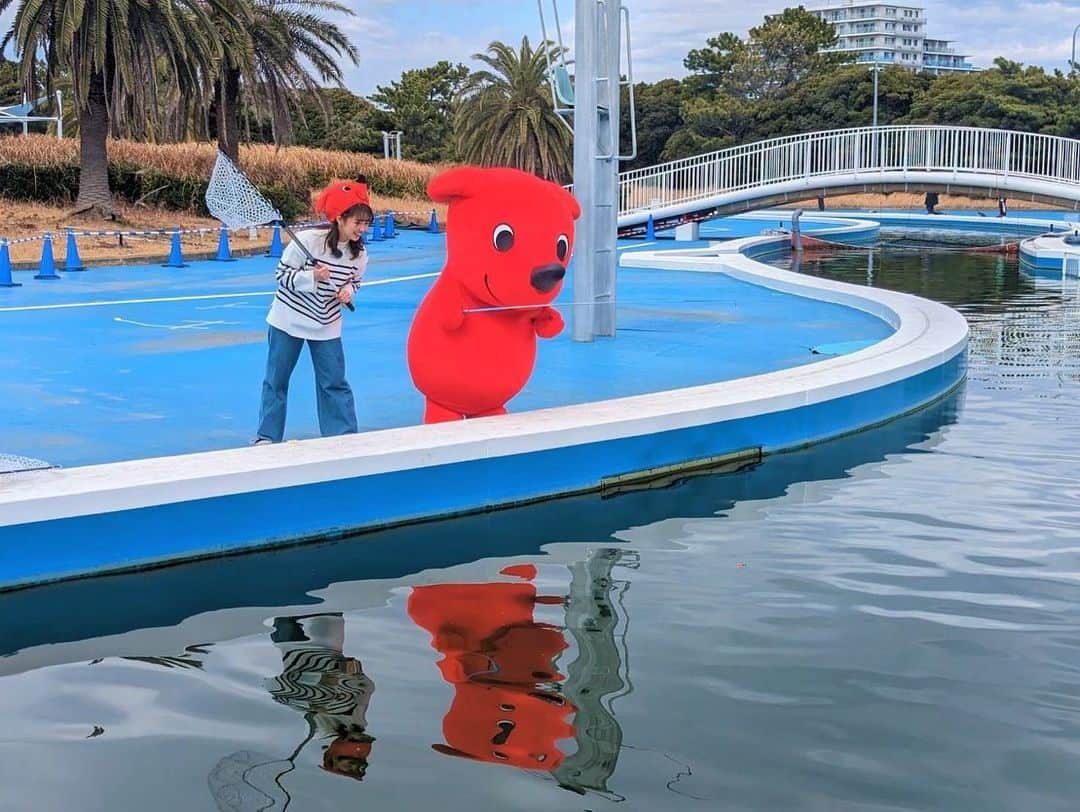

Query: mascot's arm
[532,306,564,338]
[436,283,468,332]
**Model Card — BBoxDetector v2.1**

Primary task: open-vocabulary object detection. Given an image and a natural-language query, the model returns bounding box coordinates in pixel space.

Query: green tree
[901,60,1063,132]
[673,6,852,157]
[0,58,20,106]
[619,79,687,169]
[685,7,847,102]
[684,32,750,95]
[454,37,572,181]
[291,88,386,153]
[0,0,225,215]
[765,63,929,136]
[369,61,469,164]
[213,0,360,163]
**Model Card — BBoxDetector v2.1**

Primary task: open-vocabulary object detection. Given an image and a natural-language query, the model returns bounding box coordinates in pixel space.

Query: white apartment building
[808,1,977,75]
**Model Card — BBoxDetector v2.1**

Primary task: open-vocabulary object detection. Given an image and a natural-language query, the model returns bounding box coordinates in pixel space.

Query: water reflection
[787,248,1080,390]
[555,549,637,799]
[265,614,376,781]
[409,566,575,769]
[208,613,376,810]
[408,549,636,798]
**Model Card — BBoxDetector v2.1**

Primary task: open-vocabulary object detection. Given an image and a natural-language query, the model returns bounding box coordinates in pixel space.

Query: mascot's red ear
[427,167,490,204]
[563,190,582,221]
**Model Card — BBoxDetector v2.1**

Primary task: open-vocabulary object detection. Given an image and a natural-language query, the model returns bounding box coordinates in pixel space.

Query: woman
[254,179,373,444]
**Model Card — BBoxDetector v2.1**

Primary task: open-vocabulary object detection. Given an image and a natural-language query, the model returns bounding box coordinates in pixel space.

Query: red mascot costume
[407,565,576,770]
[408,167,581,423]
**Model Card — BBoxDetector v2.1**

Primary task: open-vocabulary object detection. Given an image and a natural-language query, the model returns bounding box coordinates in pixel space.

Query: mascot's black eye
[556,234,569,261]
[493,224,514,252]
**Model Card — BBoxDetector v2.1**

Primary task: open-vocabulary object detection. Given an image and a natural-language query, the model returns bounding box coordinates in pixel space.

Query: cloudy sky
[2,1,1079,97]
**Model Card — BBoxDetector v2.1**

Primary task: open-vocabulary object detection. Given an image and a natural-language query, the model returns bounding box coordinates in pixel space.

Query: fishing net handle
[281,222,355,313]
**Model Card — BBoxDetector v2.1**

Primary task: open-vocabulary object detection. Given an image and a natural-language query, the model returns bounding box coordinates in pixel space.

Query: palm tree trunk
[74,69,116,217]
[216,67,241,164]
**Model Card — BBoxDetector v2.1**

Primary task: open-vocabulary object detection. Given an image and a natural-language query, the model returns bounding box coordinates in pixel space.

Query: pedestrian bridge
[617,125,1080,235]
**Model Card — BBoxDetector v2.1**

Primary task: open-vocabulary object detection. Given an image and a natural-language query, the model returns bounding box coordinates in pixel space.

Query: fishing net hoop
[205,151,283,230]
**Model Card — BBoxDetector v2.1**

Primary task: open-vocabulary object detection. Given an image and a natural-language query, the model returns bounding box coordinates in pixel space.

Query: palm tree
[0,0,230,216]
[213,0,359,163]
[455,37,572,182]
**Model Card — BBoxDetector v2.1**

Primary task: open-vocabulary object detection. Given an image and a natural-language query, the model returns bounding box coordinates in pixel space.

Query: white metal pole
[872,63,880,167]
[872,63,879,128]
[572,0,599,341]
[594,0,622,337]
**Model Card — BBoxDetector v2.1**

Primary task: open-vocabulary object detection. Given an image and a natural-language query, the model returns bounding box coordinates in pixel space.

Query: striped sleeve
[274,239,317,294]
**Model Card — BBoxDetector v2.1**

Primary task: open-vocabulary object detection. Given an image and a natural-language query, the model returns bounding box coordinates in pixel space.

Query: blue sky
[2,1,1080,97]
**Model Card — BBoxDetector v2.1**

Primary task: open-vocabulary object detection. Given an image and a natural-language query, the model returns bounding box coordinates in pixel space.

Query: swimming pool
[0,236,1075,810]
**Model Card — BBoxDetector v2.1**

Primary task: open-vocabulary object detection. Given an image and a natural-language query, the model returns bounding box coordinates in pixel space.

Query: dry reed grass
[0,134,445,202]
[0,135,447,266]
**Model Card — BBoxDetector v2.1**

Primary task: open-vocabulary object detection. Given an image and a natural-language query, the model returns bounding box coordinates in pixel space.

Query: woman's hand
[337,283,355,305]
[313,262,332,282]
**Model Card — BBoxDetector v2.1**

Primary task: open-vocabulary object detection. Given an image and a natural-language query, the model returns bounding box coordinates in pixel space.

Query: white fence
[619,126,1080,217]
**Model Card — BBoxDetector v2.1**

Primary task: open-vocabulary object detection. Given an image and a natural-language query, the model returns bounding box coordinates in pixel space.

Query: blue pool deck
[3,229,893,469]
[0,215,969,590]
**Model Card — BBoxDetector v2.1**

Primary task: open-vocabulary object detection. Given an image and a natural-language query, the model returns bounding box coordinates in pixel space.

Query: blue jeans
[257,326,358,442]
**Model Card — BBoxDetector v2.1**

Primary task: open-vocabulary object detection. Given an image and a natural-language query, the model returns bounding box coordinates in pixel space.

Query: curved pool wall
[660,212,881,247]
[826,210,1073,238]
[1018,233,1080,277]
[0,232,968,591]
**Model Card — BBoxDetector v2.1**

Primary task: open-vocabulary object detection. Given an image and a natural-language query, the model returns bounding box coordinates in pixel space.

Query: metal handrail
[618,125,1080,216]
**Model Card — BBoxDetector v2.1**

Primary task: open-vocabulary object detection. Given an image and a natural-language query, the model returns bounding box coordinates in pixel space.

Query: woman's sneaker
[251,437,273,446]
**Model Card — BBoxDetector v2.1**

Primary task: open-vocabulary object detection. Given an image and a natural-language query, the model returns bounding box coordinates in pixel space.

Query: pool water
[0,245,1078,811]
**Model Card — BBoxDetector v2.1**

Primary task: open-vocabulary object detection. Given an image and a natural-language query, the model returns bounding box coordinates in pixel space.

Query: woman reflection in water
[265,613,376,781]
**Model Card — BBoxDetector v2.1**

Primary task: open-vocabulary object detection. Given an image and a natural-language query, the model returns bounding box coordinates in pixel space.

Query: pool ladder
[536,0,638,161]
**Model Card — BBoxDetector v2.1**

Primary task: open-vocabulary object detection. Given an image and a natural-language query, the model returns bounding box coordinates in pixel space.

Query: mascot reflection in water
[408,564,576,769]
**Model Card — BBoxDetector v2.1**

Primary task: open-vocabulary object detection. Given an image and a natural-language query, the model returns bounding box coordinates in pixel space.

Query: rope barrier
[0,212,440,274]
[782,230,1024,255]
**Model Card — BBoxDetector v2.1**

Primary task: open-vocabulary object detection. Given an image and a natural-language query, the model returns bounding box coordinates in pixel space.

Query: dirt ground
[0,196,444,268]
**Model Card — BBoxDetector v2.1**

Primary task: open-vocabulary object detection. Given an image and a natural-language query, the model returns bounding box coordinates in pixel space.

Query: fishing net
[0,453,55,475]
[205,151,283,230]
[204,150,356,311]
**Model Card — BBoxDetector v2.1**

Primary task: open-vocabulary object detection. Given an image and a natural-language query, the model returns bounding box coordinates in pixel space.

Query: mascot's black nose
[530,263,566,293]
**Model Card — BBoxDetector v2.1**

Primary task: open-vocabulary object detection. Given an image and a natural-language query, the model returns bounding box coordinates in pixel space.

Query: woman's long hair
[324,202,374,260]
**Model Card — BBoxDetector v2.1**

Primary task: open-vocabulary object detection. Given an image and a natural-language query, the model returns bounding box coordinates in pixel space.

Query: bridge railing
[619,126,1080,215]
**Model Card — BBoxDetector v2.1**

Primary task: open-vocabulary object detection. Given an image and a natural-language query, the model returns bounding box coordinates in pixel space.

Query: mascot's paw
[441,308,466,332]
[533,307,564,339]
